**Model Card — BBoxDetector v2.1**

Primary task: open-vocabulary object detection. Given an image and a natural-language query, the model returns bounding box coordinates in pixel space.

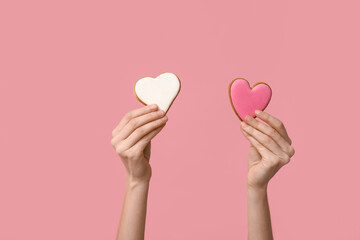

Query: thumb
[248,145,261,167]
[144,142,151,161]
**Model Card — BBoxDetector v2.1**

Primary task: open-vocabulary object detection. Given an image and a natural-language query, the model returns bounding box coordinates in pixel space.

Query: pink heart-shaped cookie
[229,78,272,121]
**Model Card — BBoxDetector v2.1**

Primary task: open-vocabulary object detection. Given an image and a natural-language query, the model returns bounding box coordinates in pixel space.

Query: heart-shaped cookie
[134,72,181,113]
[229,78,272,121]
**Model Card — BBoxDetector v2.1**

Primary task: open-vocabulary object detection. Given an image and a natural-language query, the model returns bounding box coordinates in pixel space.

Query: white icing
[135,72,180,112]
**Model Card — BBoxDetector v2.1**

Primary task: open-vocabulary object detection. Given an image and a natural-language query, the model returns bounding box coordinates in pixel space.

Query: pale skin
[111,104,167,240]
[241,110,295,240]
[111,105,295,240]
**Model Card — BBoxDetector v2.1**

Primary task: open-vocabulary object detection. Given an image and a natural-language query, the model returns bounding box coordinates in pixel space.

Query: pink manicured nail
[254,110,261,115]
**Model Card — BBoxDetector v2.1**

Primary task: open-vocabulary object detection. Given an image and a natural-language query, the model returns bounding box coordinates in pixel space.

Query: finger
[144,142,151,160]
[240,126,259,150]
[254,110,292,144]
[241,121,288,159]
[241,129,287,167]
[241,127,275,167]
[121,116,168,150]
[112,104,158,136]
[115,109,165,141]
[131,125,165,153]
[248,145,261,167]
[241,130,254,148]
[240,127,276,159]
[245,116,295,157]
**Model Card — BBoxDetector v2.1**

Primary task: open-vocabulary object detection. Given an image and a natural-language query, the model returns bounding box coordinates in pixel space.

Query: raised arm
[111,104,168,240]
[240,110,295,240]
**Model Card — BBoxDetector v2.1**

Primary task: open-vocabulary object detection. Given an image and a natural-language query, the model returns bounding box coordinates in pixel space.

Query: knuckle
[110,138,116,146]
[161,117,168,123]
[269,128,277,137]
[129,118,138,128]
[136,127,145,135]
[143,134,151,142]
[275,120,284,129]
[281,154,291,164]
[288,146,295,156]
[115,146,124,156]
[271,155,281,163]
[263,136,273,145]
[127,149,139,160]
[124,112,132,121]
[267,156,281,167]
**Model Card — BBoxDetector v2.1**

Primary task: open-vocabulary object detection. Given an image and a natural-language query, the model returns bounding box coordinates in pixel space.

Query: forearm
[247,185,273,240]
[117,178,150,240]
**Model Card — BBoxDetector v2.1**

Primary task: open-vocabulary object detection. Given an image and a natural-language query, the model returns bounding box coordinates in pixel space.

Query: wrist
[126,176,150,190]
[247,186,268,204]
[247,182,268,195]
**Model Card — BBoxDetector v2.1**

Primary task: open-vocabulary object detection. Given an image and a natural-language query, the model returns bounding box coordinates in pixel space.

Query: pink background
[1,0,360,239]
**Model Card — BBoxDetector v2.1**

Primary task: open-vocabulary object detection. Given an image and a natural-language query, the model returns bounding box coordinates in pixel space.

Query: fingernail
[158,110,165,115]
[245,115,253,122]
[255,110,261,115]
[150,104,158,110]
[240,121,247,127]
[163,116,168,121]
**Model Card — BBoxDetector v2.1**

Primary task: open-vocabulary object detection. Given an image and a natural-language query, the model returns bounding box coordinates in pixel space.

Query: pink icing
[230,79,272,120]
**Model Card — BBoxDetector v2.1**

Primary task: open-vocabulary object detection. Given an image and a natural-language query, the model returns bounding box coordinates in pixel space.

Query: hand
[240,110,295,191]
[111,104,168,184]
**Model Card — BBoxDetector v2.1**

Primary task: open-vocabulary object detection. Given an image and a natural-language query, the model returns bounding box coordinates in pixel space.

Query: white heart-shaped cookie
[134,72,181,113]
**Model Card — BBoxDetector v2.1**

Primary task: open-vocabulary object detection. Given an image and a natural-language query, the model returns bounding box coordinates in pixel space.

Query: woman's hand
[113,104,167,240]
[240,110,295,191]
[111,104,168,184]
